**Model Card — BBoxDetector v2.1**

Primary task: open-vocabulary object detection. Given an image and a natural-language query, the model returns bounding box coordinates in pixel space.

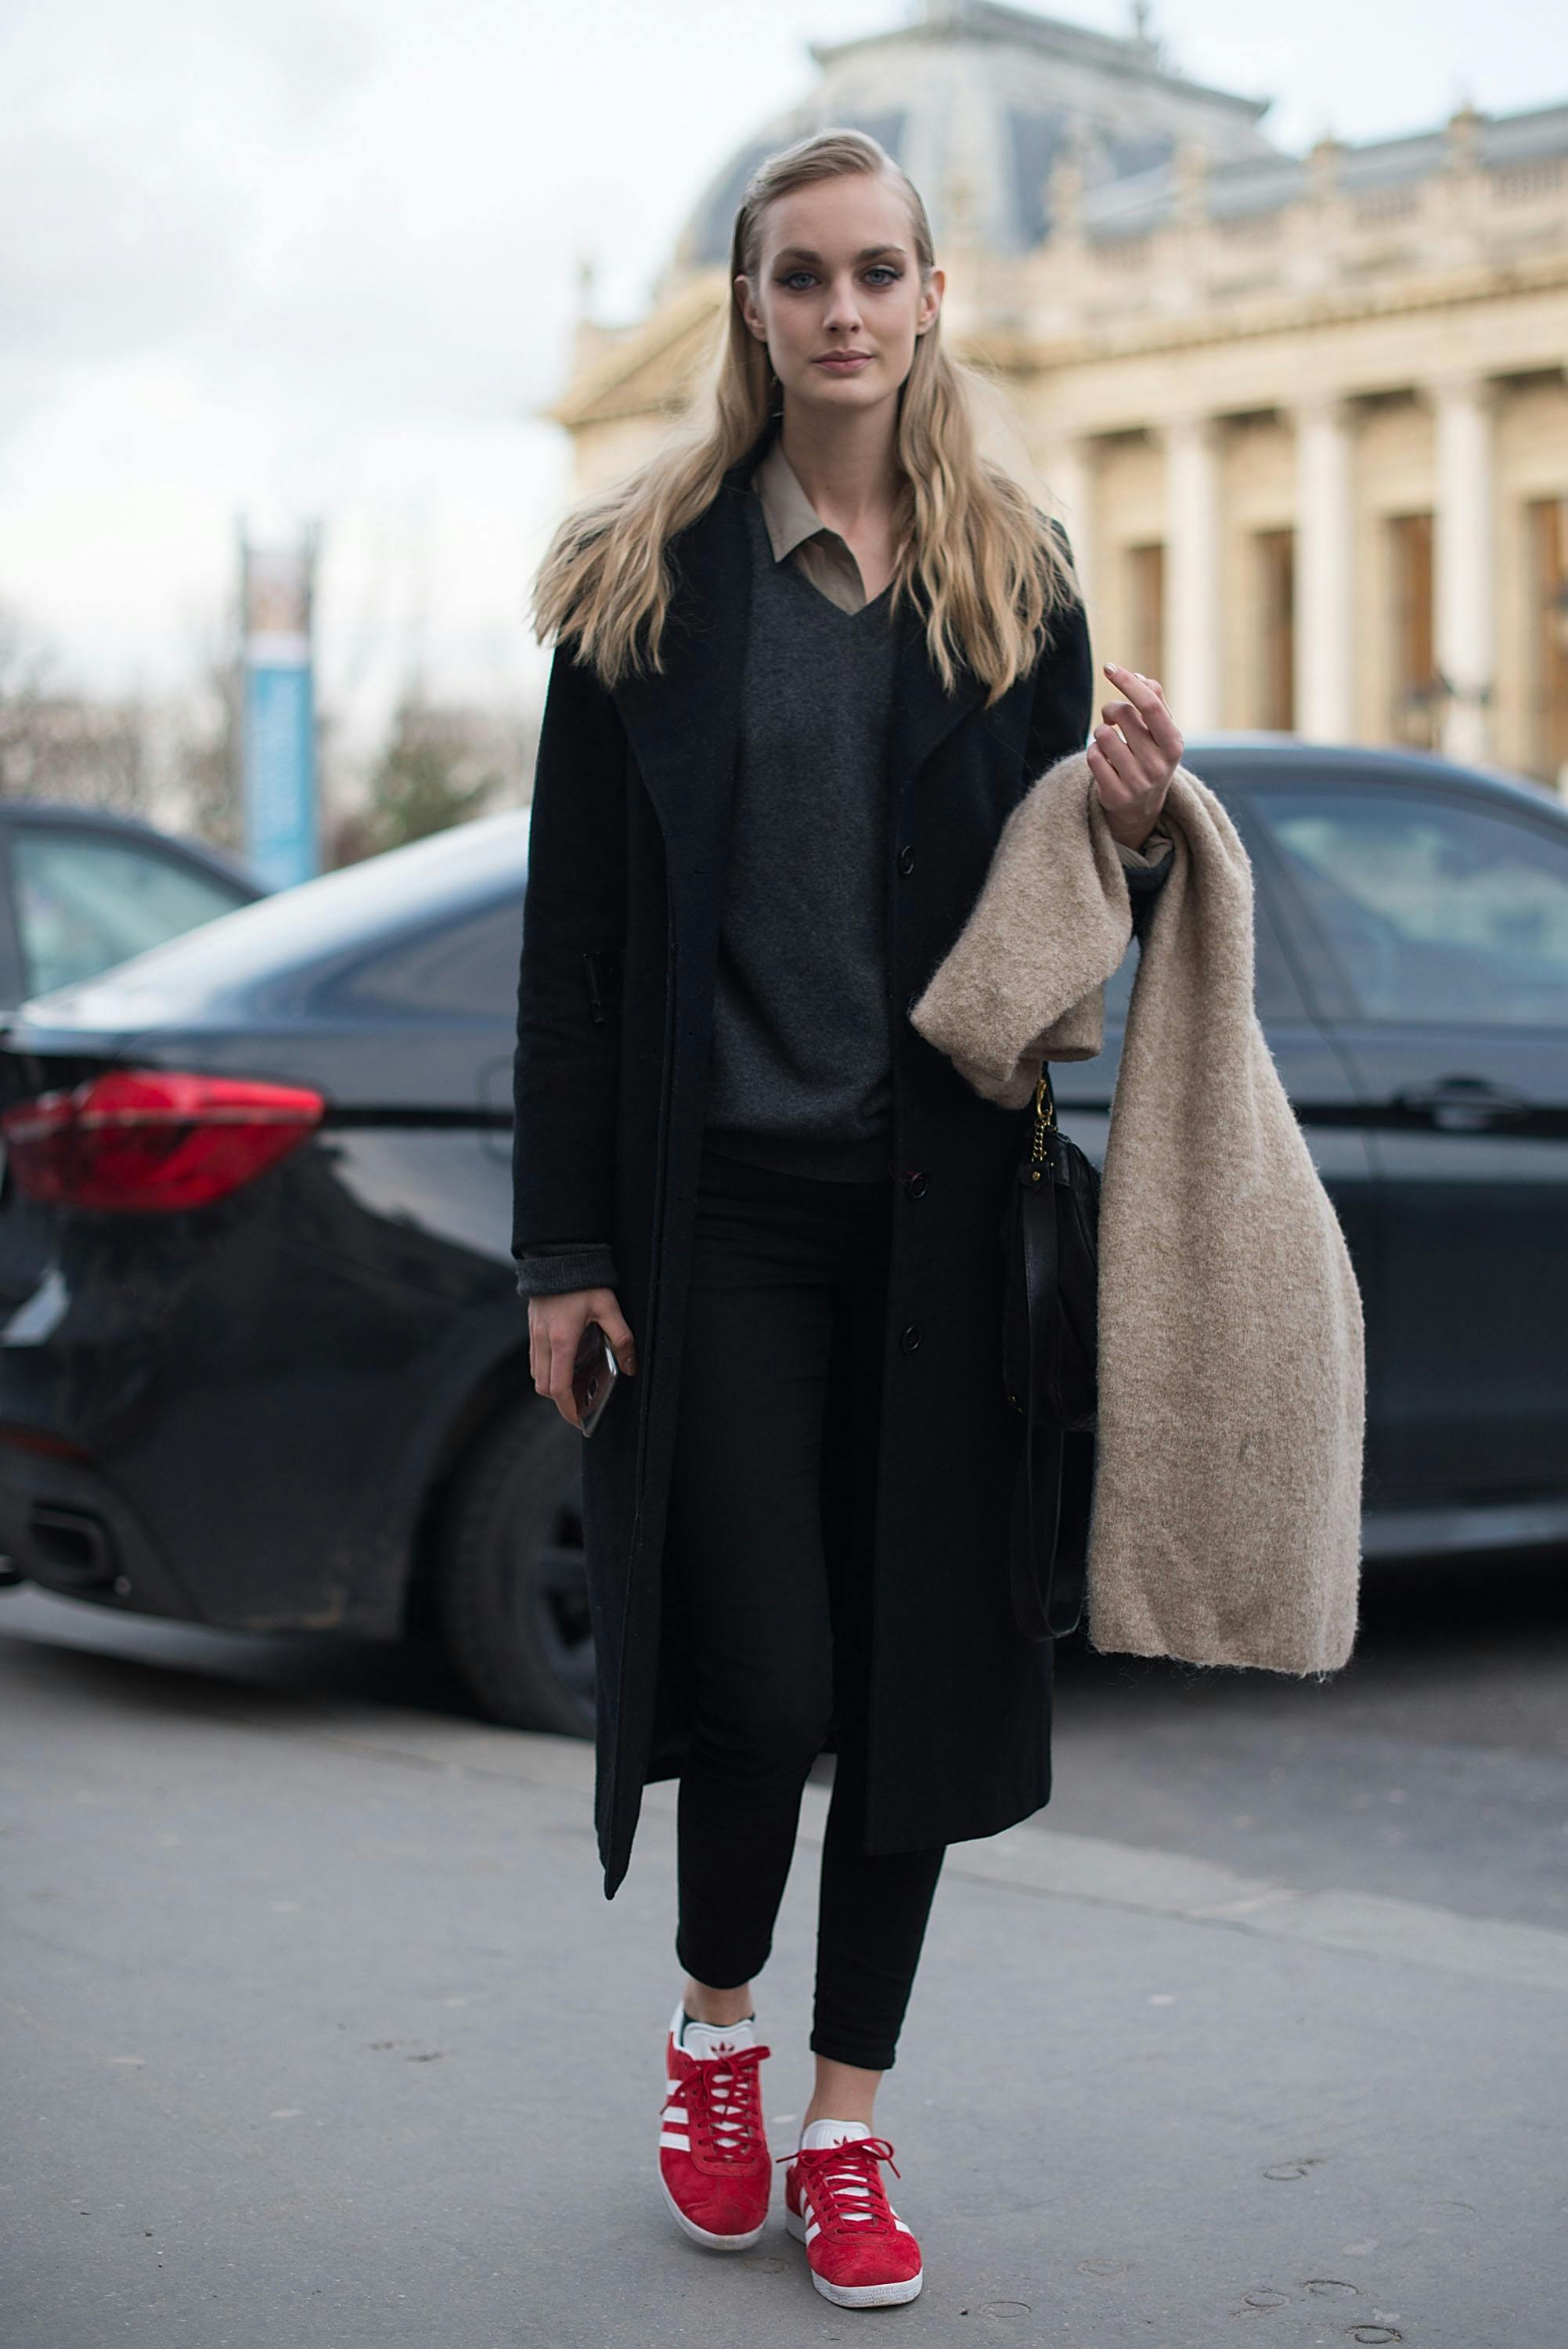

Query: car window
[327,902,521,1019]
[10,829,248,997]
[1246,787,1568,1028]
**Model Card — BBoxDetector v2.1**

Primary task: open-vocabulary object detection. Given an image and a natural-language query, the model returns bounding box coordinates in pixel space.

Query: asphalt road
[2,1550,1566,2348]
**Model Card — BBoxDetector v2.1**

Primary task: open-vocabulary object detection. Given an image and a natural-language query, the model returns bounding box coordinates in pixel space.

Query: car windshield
[16,810,529,1030]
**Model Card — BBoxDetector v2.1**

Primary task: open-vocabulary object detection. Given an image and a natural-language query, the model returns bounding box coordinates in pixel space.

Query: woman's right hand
[528,1287,637,1428]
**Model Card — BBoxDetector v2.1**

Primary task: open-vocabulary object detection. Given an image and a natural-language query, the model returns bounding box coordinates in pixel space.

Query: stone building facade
[547,0,1568,788]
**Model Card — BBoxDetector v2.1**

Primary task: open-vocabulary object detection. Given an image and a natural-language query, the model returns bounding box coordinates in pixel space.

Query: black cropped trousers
[664,1139,946,2075]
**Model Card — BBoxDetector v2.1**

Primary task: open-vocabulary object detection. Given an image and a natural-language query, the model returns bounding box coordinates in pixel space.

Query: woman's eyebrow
[772,244,909,265]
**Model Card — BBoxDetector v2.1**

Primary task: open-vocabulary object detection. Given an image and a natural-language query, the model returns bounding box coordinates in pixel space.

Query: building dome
[668,0,1281,272]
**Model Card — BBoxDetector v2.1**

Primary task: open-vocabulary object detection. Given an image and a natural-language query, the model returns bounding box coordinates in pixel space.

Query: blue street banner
[241,532,319,889]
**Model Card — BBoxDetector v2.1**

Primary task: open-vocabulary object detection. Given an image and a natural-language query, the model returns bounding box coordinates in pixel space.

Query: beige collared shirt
[749,437,1173,872]
[752,433,873,614]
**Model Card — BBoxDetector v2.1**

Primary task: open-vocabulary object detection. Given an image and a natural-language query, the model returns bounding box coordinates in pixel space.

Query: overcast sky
[2,0,1564,752]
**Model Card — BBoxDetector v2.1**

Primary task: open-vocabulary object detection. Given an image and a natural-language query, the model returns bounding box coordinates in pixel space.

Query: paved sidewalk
[2,1620,1564,2348]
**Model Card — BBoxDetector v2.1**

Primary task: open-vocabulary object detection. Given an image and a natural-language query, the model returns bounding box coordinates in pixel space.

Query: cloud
[0,0,377,404]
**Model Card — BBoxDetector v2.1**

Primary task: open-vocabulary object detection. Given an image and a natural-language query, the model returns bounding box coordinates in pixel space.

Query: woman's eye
[778,267,903,290]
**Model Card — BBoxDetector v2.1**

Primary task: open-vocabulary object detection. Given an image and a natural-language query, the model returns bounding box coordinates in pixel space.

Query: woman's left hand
[1088,663,1183,852]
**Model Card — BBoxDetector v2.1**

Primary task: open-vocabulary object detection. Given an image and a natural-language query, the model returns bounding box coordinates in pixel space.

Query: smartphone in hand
[571,1319,619,1438]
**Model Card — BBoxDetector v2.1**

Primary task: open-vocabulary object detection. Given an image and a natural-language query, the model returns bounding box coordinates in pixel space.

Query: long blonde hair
[532,127,1080,704]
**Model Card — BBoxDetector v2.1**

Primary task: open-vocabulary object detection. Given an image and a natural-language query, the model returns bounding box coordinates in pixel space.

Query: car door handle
[1393,1077,1534,1130]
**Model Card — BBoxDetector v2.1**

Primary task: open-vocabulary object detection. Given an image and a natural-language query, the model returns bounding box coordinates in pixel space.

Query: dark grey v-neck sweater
[699,484,903,1182]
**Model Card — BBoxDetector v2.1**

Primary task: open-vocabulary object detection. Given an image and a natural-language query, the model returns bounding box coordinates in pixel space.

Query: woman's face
[737,171,942,421]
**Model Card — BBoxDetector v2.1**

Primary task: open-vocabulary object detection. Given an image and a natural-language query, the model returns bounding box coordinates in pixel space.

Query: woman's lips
[814,354,872,372]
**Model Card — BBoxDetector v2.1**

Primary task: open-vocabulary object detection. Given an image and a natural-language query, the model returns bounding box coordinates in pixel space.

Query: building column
[1163,413,1224,730]
[1429,371,1498,764]
[1292,395,1357,742]
[1042,434,1097,610]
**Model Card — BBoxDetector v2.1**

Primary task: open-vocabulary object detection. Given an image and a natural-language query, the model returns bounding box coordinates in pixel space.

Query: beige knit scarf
[910,749,1364,1676]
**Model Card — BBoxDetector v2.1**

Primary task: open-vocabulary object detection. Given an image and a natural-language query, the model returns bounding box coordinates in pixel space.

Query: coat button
[904,1171,927,1199]
[899,1323,922,1354]
[896,843,915,875]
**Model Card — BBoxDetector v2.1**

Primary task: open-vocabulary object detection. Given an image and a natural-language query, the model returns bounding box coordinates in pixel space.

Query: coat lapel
[885,590,990,803]
[610,455,753,908]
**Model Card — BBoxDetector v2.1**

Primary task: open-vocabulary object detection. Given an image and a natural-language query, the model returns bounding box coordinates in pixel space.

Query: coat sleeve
[1026,525,1171,950]
[510,639,629,1298]
[514,1239,622,1298]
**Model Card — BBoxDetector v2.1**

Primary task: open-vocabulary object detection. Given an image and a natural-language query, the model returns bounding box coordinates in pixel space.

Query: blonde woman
[514,128,1181,2309]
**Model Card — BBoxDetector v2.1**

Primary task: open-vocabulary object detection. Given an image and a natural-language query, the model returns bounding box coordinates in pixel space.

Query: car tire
[438,1391,596,1738]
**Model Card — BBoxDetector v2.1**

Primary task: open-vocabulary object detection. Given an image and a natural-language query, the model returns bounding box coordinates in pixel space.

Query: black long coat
[512,425,1098,1899]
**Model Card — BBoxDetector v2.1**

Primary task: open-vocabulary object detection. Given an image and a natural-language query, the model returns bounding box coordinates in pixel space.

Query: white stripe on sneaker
[658,2130,690,2151]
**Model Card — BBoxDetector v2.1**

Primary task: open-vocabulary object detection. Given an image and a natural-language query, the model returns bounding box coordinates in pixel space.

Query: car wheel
[438,1392,596,1737]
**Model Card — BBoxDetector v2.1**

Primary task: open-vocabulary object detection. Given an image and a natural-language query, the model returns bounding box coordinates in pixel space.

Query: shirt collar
[752,435,838,564]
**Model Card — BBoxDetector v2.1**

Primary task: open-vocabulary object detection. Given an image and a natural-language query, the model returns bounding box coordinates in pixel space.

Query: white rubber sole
[784,2203,925,2307]
[658,2168,767,2252]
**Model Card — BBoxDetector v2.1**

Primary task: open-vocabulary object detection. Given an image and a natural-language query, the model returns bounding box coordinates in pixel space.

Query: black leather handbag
[1000,1062,1100,1640]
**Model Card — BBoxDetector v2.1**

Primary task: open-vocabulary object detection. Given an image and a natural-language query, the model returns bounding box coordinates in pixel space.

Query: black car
[0,799,264,1009]
[0,740,1564,1737]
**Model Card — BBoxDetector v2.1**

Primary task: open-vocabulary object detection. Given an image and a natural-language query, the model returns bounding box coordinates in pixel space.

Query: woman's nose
[823,278,863,328]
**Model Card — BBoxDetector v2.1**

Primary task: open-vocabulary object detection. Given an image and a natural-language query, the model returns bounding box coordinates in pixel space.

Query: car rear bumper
[0,1434,199,1620]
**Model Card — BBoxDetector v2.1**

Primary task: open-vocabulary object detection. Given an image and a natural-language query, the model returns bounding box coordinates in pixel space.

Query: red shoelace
[677,2041,771,2163]
[779,2135,903,2232]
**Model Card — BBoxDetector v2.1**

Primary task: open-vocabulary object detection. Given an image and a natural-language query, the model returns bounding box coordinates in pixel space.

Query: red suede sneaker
[782,2120,924,2307]
[658,2002,773,2250]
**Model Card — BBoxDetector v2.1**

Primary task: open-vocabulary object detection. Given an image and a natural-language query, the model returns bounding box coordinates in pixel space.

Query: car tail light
[0,1070,326,1211]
